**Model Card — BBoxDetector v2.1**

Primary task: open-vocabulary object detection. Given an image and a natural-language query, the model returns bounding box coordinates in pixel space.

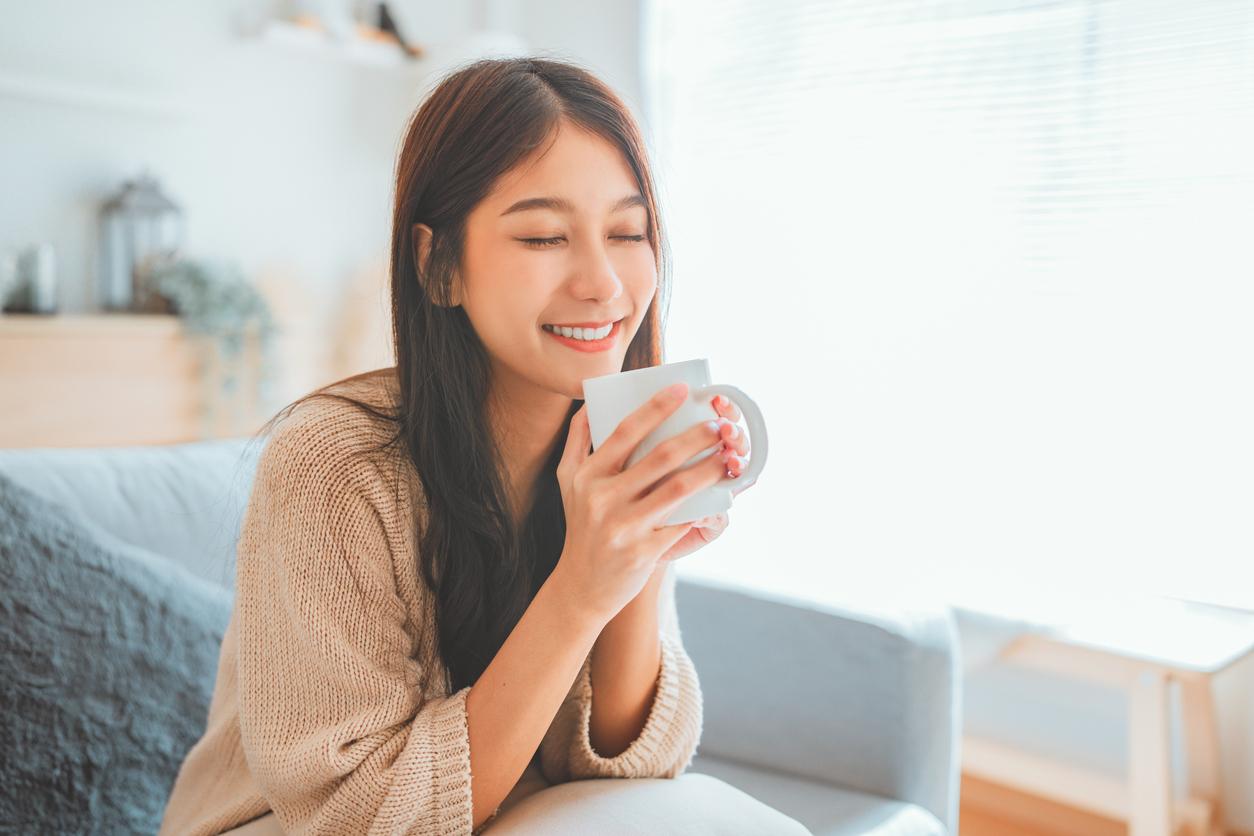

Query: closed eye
[520,235,647,249]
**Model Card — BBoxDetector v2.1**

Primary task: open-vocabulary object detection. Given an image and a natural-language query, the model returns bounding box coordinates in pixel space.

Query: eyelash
[520,235,647,249]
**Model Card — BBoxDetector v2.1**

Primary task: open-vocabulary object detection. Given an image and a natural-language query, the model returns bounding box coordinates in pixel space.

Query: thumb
[646,520,695,559]
[560,403,593,469]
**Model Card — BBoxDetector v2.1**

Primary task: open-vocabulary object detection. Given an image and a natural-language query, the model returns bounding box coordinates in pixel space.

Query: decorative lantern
[98,170,185,312]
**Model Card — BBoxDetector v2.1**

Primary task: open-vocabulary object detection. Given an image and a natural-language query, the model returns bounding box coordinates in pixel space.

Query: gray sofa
[0,438,961,835]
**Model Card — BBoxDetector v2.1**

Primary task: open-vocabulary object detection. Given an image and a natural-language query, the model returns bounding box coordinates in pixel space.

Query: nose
[569,240,624,304]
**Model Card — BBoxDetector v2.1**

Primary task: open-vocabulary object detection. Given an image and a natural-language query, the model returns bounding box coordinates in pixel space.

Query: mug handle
[693,384,768,490]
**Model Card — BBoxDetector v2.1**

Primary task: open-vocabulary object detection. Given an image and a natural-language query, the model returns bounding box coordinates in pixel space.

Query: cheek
[469,263,546,316]
[463,283,543,349]
[626,262,659,309]
[616,240,656,276]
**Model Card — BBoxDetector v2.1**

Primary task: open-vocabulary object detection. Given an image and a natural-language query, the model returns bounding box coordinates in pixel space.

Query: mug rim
[581,357,708,388]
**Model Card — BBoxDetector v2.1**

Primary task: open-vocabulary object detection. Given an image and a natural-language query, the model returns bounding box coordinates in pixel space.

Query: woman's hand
[713,393,755,495]
[551,383,740,625]
[657,393,757,563]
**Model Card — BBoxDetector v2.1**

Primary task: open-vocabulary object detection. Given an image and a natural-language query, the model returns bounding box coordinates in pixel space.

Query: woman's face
[449,121,658,401]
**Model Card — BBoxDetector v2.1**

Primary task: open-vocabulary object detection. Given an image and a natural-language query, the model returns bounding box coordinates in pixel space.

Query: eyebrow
[499,193,647,217]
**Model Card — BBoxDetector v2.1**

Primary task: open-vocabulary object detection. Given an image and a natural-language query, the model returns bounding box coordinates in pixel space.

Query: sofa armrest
[675,575,961,835]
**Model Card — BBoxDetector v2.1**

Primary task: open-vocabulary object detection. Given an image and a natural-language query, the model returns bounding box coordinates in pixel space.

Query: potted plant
[143,257,278,428]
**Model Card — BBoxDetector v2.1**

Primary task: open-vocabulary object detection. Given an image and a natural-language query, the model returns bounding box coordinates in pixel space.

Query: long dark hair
[253,57,672,692]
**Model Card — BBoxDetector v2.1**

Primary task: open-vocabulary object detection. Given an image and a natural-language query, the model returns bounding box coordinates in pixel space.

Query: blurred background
[1,1,1251,835]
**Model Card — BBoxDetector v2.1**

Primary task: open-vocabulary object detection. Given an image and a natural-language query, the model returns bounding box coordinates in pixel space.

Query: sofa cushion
[0,471,233,835]
[676,577,960,830]
[483,772,812,835]
[0,437,262,590]
[690,754,948,836]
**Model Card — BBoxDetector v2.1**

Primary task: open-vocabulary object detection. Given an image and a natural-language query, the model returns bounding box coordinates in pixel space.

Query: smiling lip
[544,319,619,328]
[542,319,622,352]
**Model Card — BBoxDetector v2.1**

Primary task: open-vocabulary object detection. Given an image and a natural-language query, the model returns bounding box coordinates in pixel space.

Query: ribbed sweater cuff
[566,631,702,779]
[392,685,475,835]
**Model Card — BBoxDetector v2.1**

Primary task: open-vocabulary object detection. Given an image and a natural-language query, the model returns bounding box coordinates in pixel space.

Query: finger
[695,518,727,544]
[559,403,592,472]
[637,449,730,524]
[693,512,729,532]
[713,394,742,423]
[620,416,726,499]
[642,519,696,557]
[593,382,690,476]
[722,451,752,479]
[718,420,749,458]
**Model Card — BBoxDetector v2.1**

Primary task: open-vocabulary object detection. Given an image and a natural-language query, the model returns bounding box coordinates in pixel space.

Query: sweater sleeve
[234,412,474,836]
[537,560,704,783]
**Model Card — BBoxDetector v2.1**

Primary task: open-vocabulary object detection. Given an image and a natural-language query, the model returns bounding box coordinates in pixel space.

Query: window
[643,0,1254,613]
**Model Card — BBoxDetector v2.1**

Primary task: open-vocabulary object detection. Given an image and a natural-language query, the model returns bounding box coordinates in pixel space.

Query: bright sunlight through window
[642,0,1254,615]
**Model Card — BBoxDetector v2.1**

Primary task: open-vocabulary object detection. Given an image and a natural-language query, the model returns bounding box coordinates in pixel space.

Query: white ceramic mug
[581,358,768,526]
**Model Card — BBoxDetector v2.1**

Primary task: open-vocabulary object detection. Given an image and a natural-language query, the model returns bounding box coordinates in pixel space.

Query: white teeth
[544,322,614,340]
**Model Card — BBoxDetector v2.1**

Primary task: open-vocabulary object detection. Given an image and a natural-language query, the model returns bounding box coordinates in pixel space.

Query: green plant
[145,257,278,405]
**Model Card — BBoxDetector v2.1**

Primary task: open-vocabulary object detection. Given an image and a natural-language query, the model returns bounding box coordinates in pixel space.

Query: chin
[557,363,615,402]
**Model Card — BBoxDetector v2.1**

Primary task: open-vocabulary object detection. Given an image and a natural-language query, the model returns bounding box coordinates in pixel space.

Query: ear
[411,221,434,281]
[411,222,462,307]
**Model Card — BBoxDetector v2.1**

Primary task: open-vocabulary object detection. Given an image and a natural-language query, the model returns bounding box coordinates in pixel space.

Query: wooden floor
[960,774,1250,836]
[960,773,1128,836]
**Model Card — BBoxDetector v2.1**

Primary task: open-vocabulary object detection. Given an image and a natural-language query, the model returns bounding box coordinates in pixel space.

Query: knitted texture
[0,472,233,835]
[158,371,703,836]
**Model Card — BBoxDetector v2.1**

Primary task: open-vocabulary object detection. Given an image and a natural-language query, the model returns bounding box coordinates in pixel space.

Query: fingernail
[665,382,688,399]
[705,420,720,433]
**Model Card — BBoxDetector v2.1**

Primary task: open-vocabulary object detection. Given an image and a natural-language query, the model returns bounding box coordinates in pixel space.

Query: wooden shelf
[0,312,183,336]
[0,312,266,448]
[250,19,424,68]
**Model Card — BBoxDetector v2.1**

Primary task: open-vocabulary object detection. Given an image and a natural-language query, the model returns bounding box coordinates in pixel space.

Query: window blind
[642,0,1254,613]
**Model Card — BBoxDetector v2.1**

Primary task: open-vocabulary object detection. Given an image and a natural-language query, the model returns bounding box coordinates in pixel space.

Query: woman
[159,57,804,835]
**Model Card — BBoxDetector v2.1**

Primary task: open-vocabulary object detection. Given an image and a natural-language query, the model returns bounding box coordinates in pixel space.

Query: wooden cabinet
[0,313,268,448]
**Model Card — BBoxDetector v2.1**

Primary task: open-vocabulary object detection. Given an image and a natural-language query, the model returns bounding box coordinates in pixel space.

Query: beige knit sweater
[158,371,704,836]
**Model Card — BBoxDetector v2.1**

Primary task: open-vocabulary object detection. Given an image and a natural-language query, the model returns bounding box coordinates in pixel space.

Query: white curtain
[642,0,1254,613]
